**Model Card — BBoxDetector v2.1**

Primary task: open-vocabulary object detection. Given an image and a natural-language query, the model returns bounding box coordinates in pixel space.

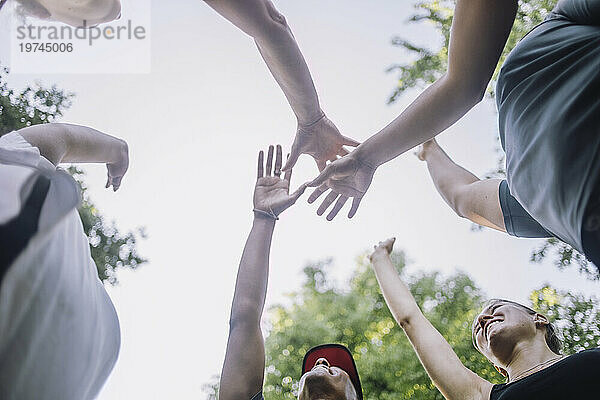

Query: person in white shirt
[0,123,128,400]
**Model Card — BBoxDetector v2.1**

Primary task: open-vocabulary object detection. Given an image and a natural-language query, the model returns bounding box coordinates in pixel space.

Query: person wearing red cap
[219,145,363,400]
[369,237,600,399]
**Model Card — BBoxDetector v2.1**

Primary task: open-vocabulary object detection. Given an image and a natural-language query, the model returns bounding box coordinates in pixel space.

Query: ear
[533,313,549,328]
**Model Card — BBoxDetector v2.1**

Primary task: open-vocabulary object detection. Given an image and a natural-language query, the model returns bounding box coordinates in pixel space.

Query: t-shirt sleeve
[499,180,553,238]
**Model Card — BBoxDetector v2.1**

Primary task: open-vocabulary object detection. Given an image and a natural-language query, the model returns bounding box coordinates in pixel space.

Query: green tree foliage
[261,255,502,399]
[387,0,598,279]
[203,252,599,399]
[0,67,146,284]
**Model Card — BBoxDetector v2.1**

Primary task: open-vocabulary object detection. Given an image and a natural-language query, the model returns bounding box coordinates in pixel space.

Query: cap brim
[302,344,363,399]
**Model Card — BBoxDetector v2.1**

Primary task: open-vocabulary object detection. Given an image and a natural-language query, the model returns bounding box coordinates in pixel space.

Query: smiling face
[298,358,358,400]
[472,300,548,366]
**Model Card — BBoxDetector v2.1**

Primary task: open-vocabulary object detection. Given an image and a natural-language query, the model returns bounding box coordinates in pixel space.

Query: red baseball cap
[302,344,363,399]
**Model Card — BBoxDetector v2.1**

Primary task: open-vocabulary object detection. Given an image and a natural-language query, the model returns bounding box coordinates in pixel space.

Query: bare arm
[370,239,492,400]
[356,0,518,166]
[307,0,518,219]
[219,216,274,400]
[204,0,359,170]
[18,123,128,190]
[219,146,307,399]
[416,139,505,232]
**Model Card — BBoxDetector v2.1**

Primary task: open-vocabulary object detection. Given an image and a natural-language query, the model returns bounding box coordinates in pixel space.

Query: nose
[314,358,330,368]
[477,313,493,330]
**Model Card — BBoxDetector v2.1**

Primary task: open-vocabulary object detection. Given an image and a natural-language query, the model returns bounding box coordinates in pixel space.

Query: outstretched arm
[204,0,359,170]
[416,139,505,232]
[18,123,128,191]
[370,239,492,400]
[219,145,307,400]
[308,0,518,219]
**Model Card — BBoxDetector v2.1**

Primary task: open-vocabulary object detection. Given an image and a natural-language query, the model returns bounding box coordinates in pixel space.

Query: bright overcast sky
[1,0,598,399]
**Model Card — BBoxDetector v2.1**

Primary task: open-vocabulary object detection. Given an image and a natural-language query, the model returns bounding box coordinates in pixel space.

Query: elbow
[228,302,261,330]
[443,74,488,109]
[251,2,290,39]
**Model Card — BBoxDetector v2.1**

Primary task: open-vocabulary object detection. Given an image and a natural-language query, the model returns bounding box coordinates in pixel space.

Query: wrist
[109,138,128,164]
[297,110,325,129]
[350,145,378,171]
[253,209,278,223]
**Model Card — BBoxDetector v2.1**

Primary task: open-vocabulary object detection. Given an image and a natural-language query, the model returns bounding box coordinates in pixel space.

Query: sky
[0,0,598,399]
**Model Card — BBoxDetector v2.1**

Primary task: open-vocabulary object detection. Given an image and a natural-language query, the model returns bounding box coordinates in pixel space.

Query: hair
[471,299,562,355]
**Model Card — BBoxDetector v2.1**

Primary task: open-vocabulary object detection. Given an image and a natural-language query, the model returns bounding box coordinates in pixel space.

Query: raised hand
[254,144,308,219]
[369,237,396,262]
[306,153,376,220]
[105,140,129,192]
[282,115,360,172]
[414,138,438,161]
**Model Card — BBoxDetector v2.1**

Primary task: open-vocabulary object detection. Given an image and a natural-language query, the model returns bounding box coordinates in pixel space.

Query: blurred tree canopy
[387,0,598,279]
[204,253,599,399]
[0,66,146,284]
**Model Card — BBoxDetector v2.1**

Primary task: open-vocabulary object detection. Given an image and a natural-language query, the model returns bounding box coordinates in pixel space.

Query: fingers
[290,183,308,201]
[257,150,264,178]
[316,159,327,172]
[384,237,396,253]
[338,147,349,157]
[348,196,362,218]
[308,184,328,204]
[281,142,300,171]
[274,145,282,177]
[327,195,348,221]
[317,191,339,216]
[342,135,360,147]
[283,154,292,183]
[266,145,274,176]
[308,165,333,187]
[111,176,123,192]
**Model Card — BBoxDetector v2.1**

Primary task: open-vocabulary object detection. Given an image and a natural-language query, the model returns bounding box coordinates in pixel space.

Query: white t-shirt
[0,132,120,400]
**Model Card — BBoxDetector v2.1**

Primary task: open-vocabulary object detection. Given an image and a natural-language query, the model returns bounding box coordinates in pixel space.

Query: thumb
[281,144,301,171]
[308,164,334,187]
[291,182,309,201]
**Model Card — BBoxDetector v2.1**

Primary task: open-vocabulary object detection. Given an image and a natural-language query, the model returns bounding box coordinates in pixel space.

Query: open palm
[254,145,307,218]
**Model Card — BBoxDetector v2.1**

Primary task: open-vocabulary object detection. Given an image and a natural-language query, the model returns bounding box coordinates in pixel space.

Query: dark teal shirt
[496,0,600,252]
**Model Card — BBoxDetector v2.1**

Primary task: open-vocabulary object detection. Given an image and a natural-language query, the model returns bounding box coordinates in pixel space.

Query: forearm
[206,0,322,124]
[19,123,126,166]
[254,26,323,125]
[355,76,481,168]
[229,215,276,326]
[371,253,421,327]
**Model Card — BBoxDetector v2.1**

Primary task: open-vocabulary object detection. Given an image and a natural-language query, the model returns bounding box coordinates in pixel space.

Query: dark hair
[471,299,562,355]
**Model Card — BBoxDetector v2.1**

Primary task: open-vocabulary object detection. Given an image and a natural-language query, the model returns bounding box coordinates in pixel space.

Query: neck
[503,340,561,382]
